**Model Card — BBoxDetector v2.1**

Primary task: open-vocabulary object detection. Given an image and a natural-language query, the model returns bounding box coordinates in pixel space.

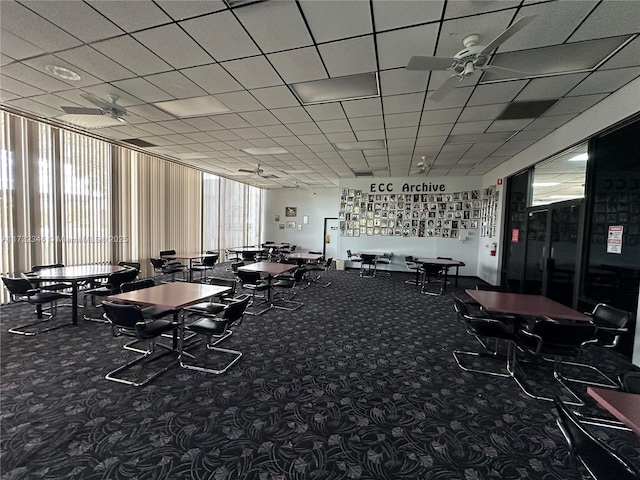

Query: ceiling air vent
[497,100,558,120]
[353,171,373,177]
[121,138,156,148]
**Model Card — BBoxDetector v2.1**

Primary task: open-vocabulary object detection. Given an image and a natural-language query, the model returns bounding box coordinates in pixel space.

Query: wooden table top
[356,251,386,257]
[26,264,126,281]
[238,261,296,276]
[228,247,267,254]
[286,253,322,260]
[587,386,640,436]
[108,282,230,310]
[465,290,591,321]
[264,243,290,248]
[416,258,465,267]
[162,252,217,259]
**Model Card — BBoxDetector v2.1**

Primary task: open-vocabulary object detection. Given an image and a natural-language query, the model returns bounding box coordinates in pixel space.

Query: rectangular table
[238,261,296,307]
[587,386,640,436]
[161,252,218,282]
[465,290,591,321]
[26,264,127,325]
[108,282,231,348]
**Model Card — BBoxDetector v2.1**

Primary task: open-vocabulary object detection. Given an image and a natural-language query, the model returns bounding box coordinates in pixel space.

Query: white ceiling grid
[0,0,638,189]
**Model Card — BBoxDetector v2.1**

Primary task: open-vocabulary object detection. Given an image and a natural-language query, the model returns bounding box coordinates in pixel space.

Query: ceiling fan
[61,93,128,122]
[237,164,279,179]
[406,16,536,101]
[411,157,431,175]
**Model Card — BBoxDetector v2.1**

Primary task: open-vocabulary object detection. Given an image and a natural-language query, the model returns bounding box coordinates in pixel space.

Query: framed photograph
[286,221,296,228]
[297,224,303,231]
[279,224,285,230]
[303,215,309,224]
[274,215,280,221]
[285,206,297,217]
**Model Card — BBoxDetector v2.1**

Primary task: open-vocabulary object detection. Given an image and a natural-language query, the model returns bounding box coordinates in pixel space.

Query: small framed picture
[274,215,280,221]
[297,224,303,231]
[285,207,297,217]
[303,215,309,224]
[286,221,296,228]
[279,224,285,230]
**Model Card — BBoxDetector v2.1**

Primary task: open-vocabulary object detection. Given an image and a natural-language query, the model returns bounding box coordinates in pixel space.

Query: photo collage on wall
[480,185,499,238]
[338,188,484,238]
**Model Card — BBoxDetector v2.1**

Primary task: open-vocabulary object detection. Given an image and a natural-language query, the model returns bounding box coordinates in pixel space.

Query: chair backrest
[1,276,33,296]
[360,253,376,264]
[423,263,444,275]
[108,268,139,290]
[289,245,297,252]
[231,261,245,272]
[591,303,631,329]
[324,257,333,268]
[159,249,176,256]
[554,396,640,480]
[150,258,166,271]
[236,270,261,284]
[437,256,452,260]
[476,284,511,292]
[102,301,146,330]
[121,278,155,293]
[528,321,597,353]
[31,263,64,272]
[208,277,236,297]
[202,255,219,266]
[620,371,640,394]
[222,295,251,323]
[118,261,141,271]
[241,252,257,261]
[347,249,353,259]
[293,268,307,283]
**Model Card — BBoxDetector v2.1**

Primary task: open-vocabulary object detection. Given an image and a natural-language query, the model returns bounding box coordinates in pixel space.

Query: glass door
[523,208,548,295]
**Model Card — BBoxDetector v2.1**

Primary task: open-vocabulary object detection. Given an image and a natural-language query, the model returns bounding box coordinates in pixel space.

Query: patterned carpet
[1,265,638,480]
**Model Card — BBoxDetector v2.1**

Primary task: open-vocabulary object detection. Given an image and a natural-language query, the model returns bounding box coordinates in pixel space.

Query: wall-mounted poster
[286,221,296,228]
[285,207,297,217]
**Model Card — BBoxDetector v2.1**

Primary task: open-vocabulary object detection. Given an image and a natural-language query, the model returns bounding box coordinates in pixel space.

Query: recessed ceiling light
[291,73,379,105]
[568,153,588,161]
[173,152,210,159]
[57,114,122,128]
[334,139,386,151]
[532,182,560,187]
[45,64,81,81]
[240,147,289,155]
[153,96,231,117]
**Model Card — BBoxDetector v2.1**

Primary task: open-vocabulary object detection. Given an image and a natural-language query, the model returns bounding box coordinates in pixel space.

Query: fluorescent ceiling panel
[446,132,516,144]
[153,96,231,117]
[240,147,288,155]
[291,73,379,105]
[334,139,386,151]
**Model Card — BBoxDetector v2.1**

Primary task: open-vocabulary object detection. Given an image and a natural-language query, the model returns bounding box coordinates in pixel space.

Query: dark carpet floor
[1,265,638,480]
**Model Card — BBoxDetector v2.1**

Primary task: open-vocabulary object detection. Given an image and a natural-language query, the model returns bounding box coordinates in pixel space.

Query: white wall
[336,176,483,275]
[262,188,339,252]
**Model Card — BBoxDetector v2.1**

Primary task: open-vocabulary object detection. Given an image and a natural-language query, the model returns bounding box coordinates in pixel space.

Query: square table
[416,258,465,293]
[587,386,640,436]
[238,261,297,304]
[108,282,231,349]
[25,265,127,325]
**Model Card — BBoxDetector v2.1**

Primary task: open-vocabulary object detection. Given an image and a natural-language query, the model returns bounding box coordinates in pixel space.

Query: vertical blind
[1,110,262,303]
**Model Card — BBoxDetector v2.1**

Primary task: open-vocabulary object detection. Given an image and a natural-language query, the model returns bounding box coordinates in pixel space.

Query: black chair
[620,370,640,394]
[452,297,516,378]
[83,268,140,321]
[189,254,219,283]
[150,257,186,282]
[404,256,423,285]
[28,263,70,292]
[272,267,306,311]
[183,277,238,317]
[307,257,332,287]
[515,319,599,406]
[102,301,177,387]
[359,254,377,277]
[236,270,272,316]
[179,295,250,374]
[159,249,186,268]
[420,263,446,296]
[118,261,141,271]
[346,250,361,272]
[230,261,245,281]
[1,276,71,335]
[554,396,640,480]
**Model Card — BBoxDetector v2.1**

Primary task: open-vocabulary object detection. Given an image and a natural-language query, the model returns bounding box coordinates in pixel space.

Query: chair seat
[187,317,228,336]
[25,291,68,303]
[244,283,270,292]
[138,319,175,339]
[273,279,295,288]
[184,302,227,315]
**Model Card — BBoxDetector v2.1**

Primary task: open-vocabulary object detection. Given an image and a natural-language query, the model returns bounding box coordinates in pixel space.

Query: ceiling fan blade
[61,106,104,115]
[479,15,537,56]
[429,75,460,102]
[483,64,533,76]
[261,174,279,179]
[406,56,454,71]
[238,168,255,173]
[81,93,113,110]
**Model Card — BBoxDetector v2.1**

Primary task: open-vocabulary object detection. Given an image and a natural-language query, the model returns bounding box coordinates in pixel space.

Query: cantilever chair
[307,257,333,287]
[404,256,423,285]
[150,257,186,282]
[359,254,377,277]
[83,267,139,322]
[554,396,640,480]
[236,270,272,316]
[452,297,516,378]
[375,252,392,276]
[2,276,71,335]
[346,250,361,273]
[515,319,600,406]
[102,301,178,387]
[189,254,219,283]
[28,263,71,292]
[272,267,306,311]
[179,295,250,374]
[183,277,238,318]
[420,263,446,296]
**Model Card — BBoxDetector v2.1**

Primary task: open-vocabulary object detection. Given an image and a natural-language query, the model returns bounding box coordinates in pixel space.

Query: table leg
[71,282,78,325]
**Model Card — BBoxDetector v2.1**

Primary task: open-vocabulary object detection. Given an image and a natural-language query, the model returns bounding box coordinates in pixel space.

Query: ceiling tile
[0,75,46,96]
[319,36,377,77]
[92,36,173,76]
[221,57,284,89]
[570,1,640,42]
[527,113,577,130]
[384,112,421,128]
[180,11,260,62]
[239,110,281,127]
[372,0,443,32]
[250,86,300,109]
[382,93,425,114]
[22,55,102,89]
[267,47,327,84]
[355,129,386,141]
[22,1,124,43]
[143,71,207,99]
[316,119,351,134]
[133,24,213,69]
[487,119,533,132]
[420,107,462,125]
[8,98,63,117]
[212,114,251,129]
[300,1,372,42]
[214,91,264,112]
[451,121,492,135]
[89,1,173,32]
[342,98,383,118]
[155,0,227,21]
[55,46,136,83]
[467,81,527,106]
[543,93,608,116]
[515,73,589,101]
[126,104,175,122]
[111,78,174,103]
[417,124,454,137]
[379,69,429,96]
[271,107,313,124]
[377,23,440,70]
[234,1,312,53]
[445,0,520,19]
[287,123,321,135]
[436,10,515,57]
[0,30,45,60]
[304,103,346,122]
[2,63,72,93]
[424,86,473,110]
[181,64,243,95]
[257,125,292,137]
[568,67,640,96]
[350,116,384,131]
[458,104,508,122]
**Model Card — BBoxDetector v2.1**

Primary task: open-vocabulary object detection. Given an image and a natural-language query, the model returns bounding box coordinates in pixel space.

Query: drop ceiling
[1,0,638,189]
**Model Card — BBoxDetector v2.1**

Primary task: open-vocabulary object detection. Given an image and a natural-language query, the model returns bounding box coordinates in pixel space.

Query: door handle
[550,247,555,259]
